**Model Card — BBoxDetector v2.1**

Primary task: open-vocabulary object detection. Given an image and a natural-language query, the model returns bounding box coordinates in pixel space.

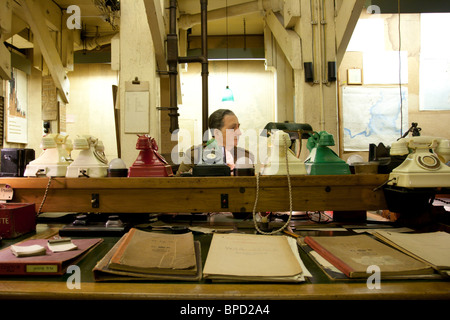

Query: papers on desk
[0,238,103,275]
[373,231,450,272]
[10,244,46,257]
[94,230,310,283]
[203,233,311,283]
[93,228,203,282]
[303,234,436,280]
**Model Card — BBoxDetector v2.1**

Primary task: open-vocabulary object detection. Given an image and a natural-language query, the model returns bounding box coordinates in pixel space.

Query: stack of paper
[93,228,202,281]
[304,234,434,279]
[203,233,310,283]
[0,238,103,275]
[10,244,46,257]
[373,231,450,273]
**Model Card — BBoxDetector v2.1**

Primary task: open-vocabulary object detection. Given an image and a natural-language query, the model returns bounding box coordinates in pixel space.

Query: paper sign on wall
[124,79,149,133]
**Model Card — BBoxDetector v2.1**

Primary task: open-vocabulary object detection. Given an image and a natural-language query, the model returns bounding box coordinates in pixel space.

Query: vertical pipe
[201,0,209,138]
[167,0,208,135]
[168,0,179,133]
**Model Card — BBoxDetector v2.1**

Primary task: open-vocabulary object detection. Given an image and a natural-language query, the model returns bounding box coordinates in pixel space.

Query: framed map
[342,86,408,151]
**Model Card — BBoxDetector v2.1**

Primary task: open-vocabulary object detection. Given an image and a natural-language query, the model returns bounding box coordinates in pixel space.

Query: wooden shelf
[0,175,389,213]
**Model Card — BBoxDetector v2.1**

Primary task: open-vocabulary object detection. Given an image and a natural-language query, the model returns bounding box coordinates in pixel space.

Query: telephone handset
[388,136,450,188]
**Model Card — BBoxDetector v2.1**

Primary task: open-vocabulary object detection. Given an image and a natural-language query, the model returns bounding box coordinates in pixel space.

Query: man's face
[215,114,241,149]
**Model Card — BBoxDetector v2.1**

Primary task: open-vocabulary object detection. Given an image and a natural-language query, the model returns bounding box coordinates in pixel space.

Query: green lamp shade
[222,86,234,102]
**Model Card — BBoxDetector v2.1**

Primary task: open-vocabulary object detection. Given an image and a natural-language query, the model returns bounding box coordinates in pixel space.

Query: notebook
[203,233,308,282]
[304,234,434,278]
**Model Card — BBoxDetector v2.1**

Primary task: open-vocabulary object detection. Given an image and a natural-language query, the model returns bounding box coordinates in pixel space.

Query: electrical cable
[37,176,52,215]
[398,0,404,137]
[253,135,293,235]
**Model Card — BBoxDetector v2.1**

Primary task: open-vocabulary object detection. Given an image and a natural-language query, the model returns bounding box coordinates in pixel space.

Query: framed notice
[5,68,28,144]
[124,78,149,133]
[42,75,58,120]
[347,69,362,85]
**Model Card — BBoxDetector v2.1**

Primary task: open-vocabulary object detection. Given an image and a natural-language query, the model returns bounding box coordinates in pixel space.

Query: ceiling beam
[335,0,365,67]
[179,0,261,30]
[143,0,168,72]
[0,0,12,79]
[18,0,70,103]
[264,9,302,70]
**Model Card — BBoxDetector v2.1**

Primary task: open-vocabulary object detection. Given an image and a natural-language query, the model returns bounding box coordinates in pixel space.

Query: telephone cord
[37,176,52,216]
[252,137,293,235]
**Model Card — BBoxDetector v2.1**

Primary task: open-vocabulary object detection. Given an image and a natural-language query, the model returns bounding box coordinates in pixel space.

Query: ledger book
[203,233,307,282]
[107,228,198,275]
[304,234,434,278]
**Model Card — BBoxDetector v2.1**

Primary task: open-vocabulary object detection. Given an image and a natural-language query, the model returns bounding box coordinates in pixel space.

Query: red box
[0,203,36,239]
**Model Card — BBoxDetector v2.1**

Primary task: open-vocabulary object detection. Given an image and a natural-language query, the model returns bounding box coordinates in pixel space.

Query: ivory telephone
[387,136,450,188]
[24,133,73,177]
[261,130,306,175]
[66,135,109,178]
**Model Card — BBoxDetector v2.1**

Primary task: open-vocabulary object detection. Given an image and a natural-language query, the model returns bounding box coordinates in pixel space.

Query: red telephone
[128,135,173,177]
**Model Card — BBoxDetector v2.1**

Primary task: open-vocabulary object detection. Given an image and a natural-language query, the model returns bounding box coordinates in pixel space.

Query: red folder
[0,238,103,275]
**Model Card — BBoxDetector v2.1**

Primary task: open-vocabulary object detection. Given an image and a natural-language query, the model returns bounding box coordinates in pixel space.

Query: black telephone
[192,140,231,176]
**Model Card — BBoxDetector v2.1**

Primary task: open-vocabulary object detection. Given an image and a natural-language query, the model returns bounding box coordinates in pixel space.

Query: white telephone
[387,136,450,188]
[66,135,109,178]
[261,130,307,175]
[24,133,73,177]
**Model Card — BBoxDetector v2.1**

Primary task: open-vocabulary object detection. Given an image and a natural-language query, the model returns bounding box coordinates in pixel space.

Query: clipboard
[124,77,149,133]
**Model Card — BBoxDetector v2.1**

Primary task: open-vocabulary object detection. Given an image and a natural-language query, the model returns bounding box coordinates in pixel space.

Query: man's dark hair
[208,109,235,136]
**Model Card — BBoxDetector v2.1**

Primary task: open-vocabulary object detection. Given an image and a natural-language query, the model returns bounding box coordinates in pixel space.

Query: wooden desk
[0,224,449,301]
[1,279,449,300]
[0,175,389,213]
[1,175,448,303]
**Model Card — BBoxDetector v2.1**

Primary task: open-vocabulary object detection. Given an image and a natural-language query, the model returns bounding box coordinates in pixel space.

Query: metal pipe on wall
[168,0,209,135]
[167,0,179,133]
[200,0,209,138]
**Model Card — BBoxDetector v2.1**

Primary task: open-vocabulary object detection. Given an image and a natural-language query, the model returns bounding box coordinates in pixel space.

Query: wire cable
[398,0,404,137]
[253,136,293,235]
[37,176,52,215]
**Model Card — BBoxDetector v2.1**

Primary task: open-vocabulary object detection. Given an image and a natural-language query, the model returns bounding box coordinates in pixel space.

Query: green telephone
[304,131,350,175]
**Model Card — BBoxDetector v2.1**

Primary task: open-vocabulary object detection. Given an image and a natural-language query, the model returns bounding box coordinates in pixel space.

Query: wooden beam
[3,14,27,40]
[0,0,12,34]
[335,0,365,67]
[264,9,302,70]
[0,0,11,79]
[283,0,301,28]
[0,42,11,80]
[18,0,70,103]
[264,24,275,71]
[143,0,168,72]
[61,10,74,72]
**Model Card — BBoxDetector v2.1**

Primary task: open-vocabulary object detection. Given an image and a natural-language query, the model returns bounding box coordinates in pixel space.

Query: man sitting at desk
[176,109,254,175]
